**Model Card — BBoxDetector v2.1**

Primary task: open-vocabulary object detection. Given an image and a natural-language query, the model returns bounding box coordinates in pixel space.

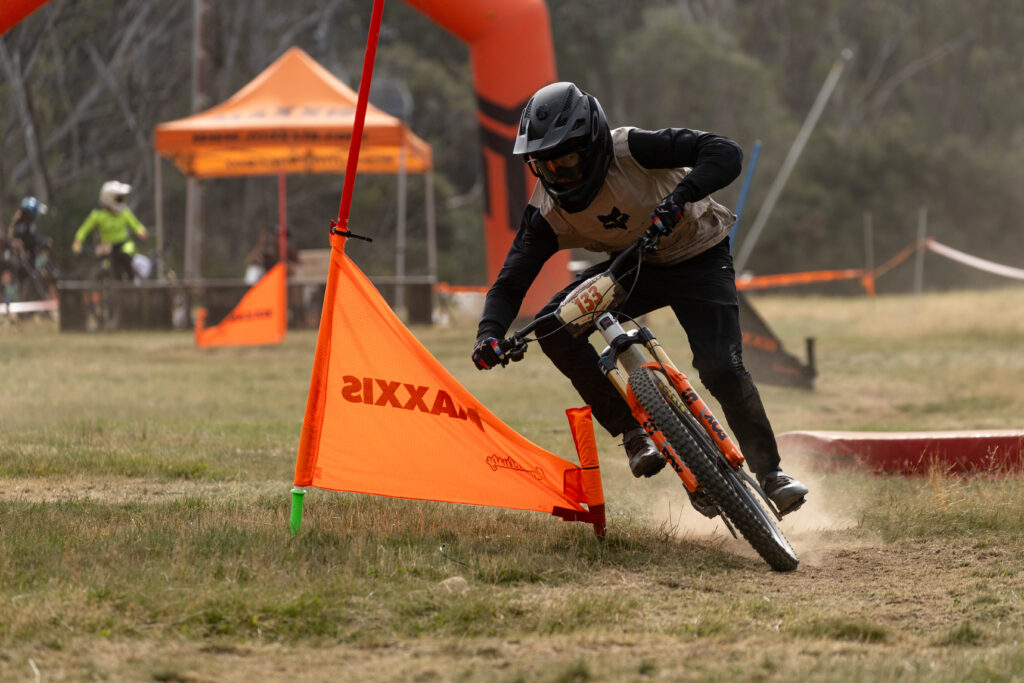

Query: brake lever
[496,334,528,366]
[644,222,664,249]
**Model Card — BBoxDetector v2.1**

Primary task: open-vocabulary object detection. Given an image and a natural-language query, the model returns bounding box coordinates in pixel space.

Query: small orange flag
[194,263,288,348]
[294,239,601,525]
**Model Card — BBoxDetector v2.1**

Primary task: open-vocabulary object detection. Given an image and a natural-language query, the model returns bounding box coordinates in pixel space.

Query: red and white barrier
[1,299,58,315]
[777,429,1024,475]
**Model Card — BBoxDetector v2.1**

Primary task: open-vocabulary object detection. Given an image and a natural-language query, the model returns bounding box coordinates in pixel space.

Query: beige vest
[530,127,736,265]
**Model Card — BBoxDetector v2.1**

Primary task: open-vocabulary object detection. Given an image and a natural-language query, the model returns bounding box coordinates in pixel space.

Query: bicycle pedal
[686,490,719,519]
[777,496,806,517]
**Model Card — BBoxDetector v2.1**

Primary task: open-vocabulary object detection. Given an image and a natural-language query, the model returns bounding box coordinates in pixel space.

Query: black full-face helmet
[513,82,612,213]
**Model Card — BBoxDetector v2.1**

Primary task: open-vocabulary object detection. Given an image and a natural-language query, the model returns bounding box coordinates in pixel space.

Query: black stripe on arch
[478,124,527,233]
[476,94,527,129]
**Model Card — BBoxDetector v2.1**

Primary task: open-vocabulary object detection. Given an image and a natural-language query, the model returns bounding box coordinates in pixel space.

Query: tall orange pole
[334,0,386,238]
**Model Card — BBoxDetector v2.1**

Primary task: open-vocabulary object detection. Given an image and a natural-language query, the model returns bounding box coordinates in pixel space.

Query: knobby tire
[629,366,799,572]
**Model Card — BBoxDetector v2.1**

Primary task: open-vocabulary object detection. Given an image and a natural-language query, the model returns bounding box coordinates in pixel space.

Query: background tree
[2,0,1021,289]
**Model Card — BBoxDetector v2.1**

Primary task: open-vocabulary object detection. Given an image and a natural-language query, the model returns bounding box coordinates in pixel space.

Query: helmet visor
[527,147,589,189]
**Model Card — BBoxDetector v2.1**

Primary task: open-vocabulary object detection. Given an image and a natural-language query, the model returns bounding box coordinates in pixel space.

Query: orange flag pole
[332,0,385,241]
[291,0,386,533]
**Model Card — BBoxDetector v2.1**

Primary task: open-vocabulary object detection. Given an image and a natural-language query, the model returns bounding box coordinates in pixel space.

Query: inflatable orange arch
[402,0,570,314]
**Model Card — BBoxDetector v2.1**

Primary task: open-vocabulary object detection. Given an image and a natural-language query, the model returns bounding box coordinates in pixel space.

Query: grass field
[2,287,1024,682]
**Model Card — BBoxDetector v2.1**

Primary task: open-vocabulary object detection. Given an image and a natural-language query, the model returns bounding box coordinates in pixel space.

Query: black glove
[472,337,506,370]
[651,193,685,235]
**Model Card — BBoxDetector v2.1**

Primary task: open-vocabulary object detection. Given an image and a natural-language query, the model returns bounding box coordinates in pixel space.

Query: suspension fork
[640,359,746,469]
[619,319,745,469]
[593,312,745,471]
[594,313,700,492]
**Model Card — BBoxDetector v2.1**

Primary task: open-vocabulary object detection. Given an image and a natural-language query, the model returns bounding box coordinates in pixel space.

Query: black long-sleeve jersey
[476,127,743,342]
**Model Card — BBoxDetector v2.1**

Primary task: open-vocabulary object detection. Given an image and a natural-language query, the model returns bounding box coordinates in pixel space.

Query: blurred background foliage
[2,0,1021,288]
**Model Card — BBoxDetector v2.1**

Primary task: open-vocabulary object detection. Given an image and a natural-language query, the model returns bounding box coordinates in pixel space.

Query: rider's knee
[694,344,752,395]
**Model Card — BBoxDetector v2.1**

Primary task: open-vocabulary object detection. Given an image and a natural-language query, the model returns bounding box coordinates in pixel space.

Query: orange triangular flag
[195,263,287,348]
[293,240,595,520]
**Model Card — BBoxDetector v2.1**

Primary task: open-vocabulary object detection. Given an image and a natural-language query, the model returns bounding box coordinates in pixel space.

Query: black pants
[534,238,780,477]
[110,242,135,282]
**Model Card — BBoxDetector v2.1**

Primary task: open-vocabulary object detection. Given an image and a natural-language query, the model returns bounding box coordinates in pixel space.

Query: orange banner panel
[194,263,287,347]
[294,240,589,517]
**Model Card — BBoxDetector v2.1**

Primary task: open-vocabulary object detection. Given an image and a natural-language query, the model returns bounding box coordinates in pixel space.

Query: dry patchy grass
[2,287,1024,681]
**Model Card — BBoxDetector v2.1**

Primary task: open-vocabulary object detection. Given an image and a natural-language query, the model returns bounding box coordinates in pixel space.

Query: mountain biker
[5,196,52,300]
[72,181,148,281]
[470,82,808,515]
[7,196,47,267]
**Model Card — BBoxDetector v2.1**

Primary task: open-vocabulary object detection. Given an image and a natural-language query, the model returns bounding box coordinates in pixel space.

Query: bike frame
[500,227,800,569]
[503,227,746,496]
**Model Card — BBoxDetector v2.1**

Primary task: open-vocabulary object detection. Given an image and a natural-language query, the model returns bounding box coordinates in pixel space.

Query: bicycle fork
[593,312,745,492]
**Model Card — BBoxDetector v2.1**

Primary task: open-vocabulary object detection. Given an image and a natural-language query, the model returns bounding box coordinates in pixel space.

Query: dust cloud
[647,454,862,567]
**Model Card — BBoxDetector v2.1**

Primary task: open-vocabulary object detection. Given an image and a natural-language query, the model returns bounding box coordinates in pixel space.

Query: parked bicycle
[496,224,799,571]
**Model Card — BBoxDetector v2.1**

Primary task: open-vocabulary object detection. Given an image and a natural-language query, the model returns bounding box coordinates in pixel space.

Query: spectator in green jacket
[72,181,148,281]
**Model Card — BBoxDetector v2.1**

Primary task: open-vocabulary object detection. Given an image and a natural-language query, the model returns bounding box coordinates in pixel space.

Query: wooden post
[184,0,209,281]
[155,155,165,280]
[914,206,927,295]
[862,211,875,297]
[425,169,437,321]
[277,173,288,263]
[395,148,407,317]
[863,211,874,273]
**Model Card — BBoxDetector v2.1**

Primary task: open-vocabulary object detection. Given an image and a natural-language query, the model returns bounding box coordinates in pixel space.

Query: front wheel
[629,366,799,572]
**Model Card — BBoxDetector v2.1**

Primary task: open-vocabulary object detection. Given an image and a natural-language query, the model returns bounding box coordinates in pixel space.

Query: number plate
[555,273,626,336]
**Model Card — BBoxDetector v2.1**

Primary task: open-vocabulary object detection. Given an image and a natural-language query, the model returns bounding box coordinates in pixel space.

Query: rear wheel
[629,366,799,571]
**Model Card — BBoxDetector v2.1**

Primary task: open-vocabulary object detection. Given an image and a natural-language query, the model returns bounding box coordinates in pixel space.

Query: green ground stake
[289,488,306,534]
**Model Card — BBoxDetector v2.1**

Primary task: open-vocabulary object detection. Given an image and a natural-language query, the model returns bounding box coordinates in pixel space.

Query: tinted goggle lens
[528,150,586,186]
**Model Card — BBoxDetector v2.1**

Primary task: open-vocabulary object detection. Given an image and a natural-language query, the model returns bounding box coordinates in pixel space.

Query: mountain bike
[5,238,52,302]
[81,242,133,332]
[497,225,799,572]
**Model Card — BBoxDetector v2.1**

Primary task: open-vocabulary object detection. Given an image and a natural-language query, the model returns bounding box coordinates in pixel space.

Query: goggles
[526,147,588,188]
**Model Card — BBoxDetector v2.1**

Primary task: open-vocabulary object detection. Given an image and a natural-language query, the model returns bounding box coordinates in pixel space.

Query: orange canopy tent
[154,47,431,177]
[152,47,435,313]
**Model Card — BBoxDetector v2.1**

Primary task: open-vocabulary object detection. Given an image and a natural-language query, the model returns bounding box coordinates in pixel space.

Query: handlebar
[608,223,663,273]
[498,224,664,355]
